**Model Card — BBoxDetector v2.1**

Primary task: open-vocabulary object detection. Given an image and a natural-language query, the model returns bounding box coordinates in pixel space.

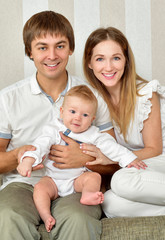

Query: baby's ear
[60,106,63,118]
[92,115,96,122]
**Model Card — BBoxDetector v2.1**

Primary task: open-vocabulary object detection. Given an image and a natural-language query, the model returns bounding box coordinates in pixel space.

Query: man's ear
[30,52,33,60]
[69,50,73,56]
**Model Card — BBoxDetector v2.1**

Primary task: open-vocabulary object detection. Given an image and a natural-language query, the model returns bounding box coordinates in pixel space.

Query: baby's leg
[33,176,58,232]
[74,172,104,205]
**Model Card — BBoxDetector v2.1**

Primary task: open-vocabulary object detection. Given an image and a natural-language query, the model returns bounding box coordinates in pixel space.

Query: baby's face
[60,96,96,133]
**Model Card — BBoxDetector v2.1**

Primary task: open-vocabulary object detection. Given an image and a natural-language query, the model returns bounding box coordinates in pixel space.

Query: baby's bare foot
[45,216,56,232]
[80,191,104,205]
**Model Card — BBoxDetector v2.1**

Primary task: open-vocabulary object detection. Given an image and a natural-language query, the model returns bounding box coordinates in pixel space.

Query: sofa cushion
[101,216,165,240]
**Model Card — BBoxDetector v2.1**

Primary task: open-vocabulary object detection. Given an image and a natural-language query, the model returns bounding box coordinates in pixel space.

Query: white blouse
[114,80,165,153]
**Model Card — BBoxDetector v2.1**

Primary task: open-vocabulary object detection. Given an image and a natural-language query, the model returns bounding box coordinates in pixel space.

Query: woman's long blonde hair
[83,27,147,140]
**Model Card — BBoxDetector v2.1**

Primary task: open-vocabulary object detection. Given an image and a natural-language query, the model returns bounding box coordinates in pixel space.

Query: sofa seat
[38,215,165,240]
[101,216,165,240]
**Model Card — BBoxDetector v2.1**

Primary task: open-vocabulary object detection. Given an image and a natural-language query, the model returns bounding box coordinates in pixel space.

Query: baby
[17,85,137,232]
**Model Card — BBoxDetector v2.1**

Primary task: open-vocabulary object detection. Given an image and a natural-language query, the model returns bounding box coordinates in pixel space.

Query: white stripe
[22,0,49,78]
[74,0,100,79]
[125,0,152,81]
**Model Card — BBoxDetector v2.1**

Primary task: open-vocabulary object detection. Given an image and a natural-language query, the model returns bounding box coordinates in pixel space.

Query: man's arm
[0,138,18,173]
[87,163,120,175]
[0,138,43,174]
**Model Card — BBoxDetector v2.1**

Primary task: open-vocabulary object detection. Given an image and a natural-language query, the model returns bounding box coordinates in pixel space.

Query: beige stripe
[151,0,165,85]
[125,0,152,81]
[0,0,24,89]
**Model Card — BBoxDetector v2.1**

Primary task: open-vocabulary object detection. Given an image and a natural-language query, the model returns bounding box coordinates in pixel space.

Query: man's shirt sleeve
[0,94,12,139]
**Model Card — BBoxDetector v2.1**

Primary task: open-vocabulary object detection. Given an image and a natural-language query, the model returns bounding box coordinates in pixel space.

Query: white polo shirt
[0,72,112,189]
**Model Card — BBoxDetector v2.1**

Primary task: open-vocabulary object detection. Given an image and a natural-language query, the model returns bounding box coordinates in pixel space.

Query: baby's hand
[127,158,147,170]
[17,157,35,177]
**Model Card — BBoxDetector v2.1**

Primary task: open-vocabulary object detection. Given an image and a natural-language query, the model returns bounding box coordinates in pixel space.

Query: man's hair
[23,10,75,58]
[63,85,98,114]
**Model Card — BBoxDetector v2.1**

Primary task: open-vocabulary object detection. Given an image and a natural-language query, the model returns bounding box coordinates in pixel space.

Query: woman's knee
[102,190,123,217]
[111,168,140,198]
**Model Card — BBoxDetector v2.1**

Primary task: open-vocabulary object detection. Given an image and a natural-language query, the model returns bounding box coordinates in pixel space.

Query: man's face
[30,33,72,83]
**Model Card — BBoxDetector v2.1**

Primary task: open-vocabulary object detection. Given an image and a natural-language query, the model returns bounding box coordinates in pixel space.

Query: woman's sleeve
[138,80,165,132]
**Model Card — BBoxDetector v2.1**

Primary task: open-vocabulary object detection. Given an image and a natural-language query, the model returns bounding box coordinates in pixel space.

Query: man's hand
[48,133,94,169]
[17,145,44,171]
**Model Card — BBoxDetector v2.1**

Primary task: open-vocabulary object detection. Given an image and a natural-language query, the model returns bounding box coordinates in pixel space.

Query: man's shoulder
[0,76,31,97]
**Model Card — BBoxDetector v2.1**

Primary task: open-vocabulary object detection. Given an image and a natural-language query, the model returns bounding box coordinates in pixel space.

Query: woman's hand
[80,143,116,166]
[127,158,147,169]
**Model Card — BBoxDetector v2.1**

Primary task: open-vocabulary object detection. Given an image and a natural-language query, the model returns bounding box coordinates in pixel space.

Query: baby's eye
[70,110,76,114]
[83,113,88,117]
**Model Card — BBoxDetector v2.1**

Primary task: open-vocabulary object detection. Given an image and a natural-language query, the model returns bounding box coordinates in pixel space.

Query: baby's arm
[17,157,35,177]
[93,132,136,167]
[17,123,60,176]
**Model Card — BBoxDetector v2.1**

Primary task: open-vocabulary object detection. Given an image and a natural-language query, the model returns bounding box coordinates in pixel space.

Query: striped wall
[1,0,165,89]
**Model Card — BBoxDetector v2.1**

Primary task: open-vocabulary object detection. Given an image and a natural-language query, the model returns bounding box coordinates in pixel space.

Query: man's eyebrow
[35,42,47,47]
[34,40,67,47]
[56,40,67,45]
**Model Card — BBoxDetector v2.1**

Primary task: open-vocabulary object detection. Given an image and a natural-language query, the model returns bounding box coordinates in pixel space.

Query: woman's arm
[133,92,162,160]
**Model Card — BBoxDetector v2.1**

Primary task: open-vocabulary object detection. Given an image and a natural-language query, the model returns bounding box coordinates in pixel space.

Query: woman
[82,26,165,217]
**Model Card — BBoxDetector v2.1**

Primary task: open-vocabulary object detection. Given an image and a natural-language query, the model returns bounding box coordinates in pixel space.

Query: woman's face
[89,40,126,92]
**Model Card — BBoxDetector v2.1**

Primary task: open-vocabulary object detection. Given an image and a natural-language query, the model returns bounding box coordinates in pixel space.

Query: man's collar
[30,71,71,97]
[30,72,42,95]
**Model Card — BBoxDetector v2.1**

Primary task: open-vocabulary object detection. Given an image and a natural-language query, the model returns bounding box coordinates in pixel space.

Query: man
[0,11,117,240]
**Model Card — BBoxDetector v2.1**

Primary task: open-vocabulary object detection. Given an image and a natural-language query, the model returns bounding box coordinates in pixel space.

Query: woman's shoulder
[137,79,165,96]
[136,79,165,132]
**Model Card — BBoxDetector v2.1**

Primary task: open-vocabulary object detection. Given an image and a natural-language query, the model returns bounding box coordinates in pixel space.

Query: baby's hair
[63,85,98,114]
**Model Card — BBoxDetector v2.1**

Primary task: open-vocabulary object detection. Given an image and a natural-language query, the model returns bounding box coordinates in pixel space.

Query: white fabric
[0,72,111,190]
[21,118,137,196]
[103,155,165,217]
[103,189,165,218]
[21,118,137,168]
[114,80,165,153]
[103,80,165,217]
